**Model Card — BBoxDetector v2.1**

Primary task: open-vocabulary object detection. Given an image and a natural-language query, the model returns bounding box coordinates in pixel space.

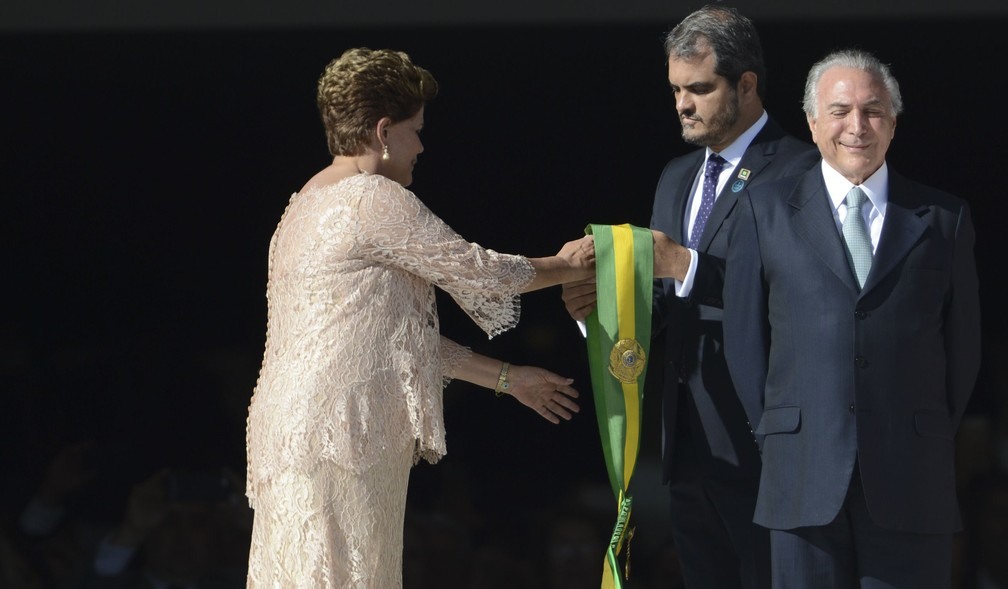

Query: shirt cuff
[674,249,700,298]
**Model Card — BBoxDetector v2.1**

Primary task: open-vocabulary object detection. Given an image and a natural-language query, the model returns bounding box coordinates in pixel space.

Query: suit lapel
[696,118,791,251]
[861,172,928,294]
[789,169,862,293]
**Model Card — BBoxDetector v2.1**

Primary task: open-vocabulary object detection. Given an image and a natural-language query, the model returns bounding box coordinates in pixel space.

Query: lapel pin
[732,180,746,193]
[737,168,751,180]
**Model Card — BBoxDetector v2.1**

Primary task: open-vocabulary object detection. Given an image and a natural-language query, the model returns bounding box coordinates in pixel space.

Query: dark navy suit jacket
[649,117,818,483]
[723,165,981,533]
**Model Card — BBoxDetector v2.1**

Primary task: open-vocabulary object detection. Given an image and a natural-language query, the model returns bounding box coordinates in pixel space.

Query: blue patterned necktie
[842,186,873,288]
[688,153,727,249]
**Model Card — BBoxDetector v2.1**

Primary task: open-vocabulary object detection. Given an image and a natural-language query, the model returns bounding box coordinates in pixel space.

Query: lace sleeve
[353,175,536,337]
[439,336,471,384]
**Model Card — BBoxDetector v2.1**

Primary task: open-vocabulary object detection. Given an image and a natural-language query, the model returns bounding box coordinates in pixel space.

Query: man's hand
[561,277,597,321]
[652,229,692,282]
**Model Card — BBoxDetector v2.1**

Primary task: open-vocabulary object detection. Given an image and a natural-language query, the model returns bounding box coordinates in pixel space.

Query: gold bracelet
[493,362,511,397]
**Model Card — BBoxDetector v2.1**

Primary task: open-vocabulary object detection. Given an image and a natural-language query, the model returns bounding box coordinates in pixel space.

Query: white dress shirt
[821,159,888,252]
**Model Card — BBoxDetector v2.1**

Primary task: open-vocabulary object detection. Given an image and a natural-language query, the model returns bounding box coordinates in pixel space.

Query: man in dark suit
[722,48,981,588]
[563,6,816,588]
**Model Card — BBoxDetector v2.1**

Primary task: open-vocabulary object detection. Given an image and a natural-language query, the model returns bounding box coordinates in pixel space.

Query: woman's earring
[381,144,390,161]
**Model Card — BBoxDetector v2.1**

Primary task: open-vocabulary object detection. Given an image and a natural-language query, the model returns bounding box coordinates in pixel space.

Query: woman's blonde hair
[316,48,438,156]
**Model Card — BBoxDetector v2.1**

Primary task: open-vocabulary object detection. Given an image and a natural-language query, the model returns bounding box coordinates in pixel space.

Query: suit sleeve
[649,198,677,336]
[722,192,770,432]
[687,147,819,310]
[945,203,982,430]
[690,252,726,308]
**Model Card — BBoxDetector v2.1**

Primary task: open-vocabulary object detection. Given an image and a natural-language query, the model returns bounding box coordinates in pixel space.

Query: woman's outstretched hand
[503,365,581,424]
[523,234,595,292]
[556,234,595,282]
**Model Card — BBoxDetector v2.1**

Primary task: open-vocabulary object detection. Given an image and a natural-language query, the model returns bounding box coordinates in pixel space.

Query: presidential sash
[584,223,652,588]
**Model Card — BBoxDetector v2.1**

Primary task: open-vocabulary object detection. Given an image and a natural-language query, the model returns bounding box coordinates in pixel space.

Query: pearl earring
[381,145,390,161]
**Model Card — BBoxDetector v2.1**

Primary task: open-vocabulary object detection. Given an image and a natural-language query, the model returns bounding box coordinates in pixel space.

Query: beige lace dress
[245,172,535,588]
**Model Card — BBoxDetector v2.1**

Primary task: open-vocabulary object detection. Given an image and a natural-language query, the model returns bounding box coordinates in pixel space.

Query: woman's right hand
[522,235,595,293]
[556,234,595,282]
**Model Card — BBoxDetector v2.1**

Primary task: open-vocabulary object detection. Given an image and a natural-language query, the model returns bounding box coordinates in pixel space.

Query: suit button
[855,356,868,368]
[849,403,856,414]
[855,310,868,320]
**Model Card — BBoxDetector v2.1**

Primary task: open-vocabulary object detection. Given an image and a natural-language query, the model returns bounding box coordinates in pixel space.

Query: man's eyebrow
[826,97,885,109]
[670,81,714,90]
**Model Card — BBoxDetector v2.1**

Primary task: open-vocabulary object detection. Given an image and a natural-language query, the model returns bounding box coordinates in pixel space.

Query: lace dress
[245,173,535,588]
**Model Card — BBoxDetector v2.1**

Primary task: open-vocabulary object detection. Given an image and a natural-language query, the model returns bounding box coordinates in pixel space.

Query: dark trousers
[769,467,953,589]
[667,384,770,589]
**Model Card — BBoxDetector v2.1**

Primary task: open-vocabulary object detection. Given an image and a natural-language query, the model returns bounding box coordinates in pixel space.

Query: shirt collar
[706,110,768,168]
[821,159,889,218]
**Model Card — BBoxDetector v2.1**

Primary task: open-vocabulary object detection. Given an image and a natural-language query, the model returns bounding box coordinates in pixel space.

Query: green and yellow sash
[584,223,653,589]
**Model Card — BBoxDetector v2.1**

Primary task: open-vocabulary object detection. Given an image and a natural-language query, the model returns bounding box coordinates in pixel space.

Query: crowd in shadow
[1,334,1005,588]
[0,338,679,589]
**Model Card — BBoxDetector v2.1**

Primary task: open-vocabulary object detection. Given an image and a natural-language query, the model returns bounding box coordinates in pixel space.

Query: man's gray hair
[802,49,903,118]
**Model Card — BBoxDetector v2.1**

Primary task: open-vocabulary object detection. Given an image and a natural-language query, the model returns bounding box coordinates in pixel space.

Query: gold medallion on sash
[608,338,646,384]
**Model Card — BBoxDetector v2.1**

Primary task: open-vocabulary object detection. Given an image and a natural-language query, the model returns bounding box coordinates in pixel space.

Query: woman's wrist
[493,362,511,396]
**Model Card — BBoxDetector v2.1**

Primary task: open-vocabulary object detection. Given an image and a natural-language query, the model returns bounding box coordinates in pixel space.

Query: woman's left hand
[504,365,580,424]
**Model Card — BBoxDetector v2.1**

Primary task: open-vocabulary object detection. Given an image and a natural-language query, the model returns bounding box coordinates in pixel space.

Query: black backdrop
[3,16,1007,583]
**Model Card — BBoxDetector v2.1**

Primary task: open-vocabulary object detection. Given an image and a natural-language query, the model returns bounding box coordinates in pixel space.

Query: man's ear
[738,71,758,100]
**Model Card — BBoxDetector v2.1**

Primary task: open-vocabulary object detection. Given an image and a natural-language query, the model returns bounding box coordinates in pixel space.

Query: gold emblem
[609,339,646,383]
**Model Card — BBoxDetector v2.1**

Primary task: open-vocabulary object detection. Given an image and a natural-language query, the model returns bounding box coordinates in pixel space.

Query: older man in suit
[564,6,817,588]
[721,48,981,588]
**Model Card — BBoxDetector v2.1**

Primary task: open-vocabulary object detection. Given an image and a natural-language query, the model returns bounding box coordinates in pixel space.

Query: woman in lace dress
[245,48,595,588]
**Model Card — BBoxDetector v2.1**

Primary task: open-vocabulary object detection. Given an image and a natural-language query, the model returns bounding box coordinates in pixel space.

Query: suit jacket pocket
[756,405,800,435]
[914,412,953,439]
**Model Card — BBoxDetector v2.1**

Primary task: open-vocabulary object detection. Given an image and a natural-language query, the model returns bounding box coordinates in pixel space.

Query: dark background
[3,5,1007,587]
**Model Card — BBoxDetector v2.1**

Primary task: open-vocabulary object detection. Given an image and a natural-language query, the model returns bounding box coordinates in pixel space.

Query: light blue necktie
[688,153,726,250]
[842,186,873,288]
